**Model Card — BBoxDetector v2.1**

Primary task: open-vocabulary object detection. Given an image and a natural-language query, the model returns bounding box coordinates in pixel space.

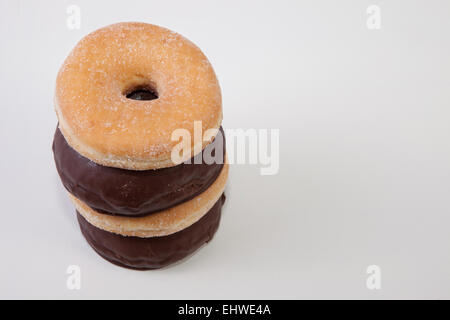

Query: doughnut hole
[124,84,158,101]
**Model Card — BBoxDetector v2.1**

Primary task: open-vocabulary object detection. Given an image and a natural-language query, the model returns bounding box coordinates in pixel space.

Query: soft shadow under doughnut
[77,194,225,270]
[53,127,225,217]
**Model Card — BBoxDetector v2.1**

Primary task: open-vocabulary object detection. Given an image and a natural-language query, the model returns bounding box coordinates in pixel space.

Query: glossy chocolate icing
[53,127,225,217]
[77,194,225,270]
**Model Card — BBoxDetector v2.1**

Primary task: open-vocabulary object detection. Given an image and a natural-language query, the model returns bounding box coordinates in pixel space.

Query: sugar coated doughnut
[55,22,222,170]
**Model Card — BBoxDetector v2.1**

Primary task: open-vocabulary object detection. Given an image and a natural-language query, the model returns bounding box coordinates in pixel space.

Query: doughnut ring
[55,22,223,170]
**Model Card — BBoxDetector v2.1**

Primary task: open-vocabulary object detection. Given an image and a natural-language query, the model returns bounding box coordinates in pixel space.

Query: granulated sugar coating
[55,22,223,170]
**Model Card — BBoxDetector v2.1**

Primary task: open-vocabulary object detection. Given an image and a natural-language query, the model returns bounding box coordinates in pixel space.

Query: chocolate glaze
[53,127,225,217]
[77,194,225,270]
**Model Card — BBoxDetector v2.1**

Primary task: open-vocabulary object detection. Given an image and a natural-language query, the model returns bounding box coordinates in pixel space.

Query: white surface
[1,0,450,299]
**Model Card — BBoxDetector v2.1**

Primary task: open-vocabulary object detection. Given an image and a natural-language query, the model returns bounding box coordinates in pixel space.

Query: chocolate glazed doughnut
[53,127,225,217]
[77,194,225,270]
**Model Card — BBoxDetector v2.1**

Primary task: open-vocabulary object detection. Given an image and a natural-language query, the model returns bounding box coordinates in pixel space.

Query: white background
[1,0,450,299]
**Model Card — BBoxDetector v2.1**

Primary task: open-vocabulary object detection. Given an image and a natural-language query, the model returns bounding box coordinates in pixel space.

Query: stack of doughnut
[52,22,228,270]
